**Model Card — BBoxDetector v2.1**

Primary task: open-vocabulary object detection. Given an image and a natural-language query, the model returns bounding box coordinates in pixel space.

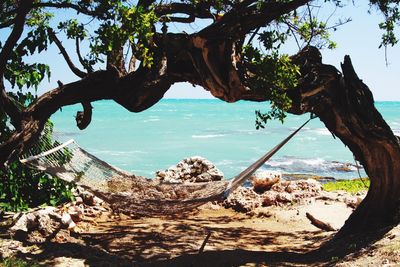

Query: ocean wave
[393,129,400,136]
[310,128,332,136]
[143,118,160,122]
[192,134,226,139]
[91,150,147,155]
[215,159,252,166]
[298,136,317,141]
[264,156,360,174]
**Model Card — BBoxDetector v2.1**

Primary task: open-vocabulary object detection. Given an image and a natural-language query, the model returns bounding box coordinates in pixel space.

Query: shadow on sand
[10,211,395,267]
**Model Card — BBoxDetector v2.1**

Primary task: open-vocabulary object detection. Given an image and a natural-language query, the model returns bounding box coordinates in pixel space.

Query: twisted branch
[48,28,87,78]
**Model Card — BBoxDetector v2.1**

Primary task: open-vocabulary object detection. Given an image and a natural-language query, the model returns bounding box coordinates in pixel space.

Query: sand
[1,192,400,266]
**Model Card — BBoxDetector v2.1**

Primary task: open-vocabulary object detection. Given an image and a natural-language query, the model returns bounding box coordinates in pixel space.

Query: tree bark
[289,48,400,235]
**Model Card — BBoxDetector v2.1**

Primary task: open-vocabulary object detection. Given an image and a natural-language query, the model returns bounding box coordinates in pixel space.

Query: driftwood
[198,231,212,254]
[306,212,336,232]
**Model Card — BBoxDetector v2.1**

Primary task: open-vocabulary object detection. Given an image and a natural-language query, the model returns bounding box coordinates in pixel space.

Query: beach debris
[306,212,336,232]
[344,196,364,209]
[156,156,224,183]
[251,170,281,193]
[7,187,108,242]
[198,231,212,254]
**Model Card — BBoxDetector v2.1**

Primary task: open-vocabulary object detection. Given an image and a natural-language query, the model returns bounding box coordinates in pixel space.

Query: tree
[0,0,399,238]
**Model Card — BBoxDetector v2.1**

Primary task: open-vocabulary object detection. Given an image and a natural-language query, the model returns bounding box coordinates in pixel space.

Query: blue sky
[2,1,400,101]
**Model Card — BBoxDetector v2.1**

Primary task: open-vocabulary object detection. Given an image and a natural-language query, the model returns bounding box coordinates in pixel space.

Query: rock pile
[155,156,224,183]
[319,190,366,209]
[7,187,107,243]
[222,187,261,213]
[262,179,323,206]
[223,179,324,212]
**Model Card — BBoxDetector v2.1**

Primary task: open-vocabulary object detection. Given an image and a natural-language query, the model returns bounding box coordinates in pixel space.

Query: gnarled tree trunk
[286,47,400,236]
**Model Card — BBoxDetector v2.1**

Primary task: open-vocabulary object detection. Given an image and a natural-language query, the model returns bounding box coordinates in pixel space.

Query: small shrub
[322,178,370,194]
[330,256,340,262]
[0,106,74,212]
[0,257,40,267]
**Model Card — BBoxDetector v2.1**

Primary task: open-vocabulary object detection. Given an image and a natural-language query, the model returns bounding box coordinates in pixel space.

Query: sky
[2,1,400,101]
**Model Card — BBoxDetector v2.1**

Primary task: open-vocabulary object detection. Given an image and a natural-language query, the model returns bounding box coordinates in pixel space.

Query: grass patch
[382,241,400,254]
[0,257,39,267]
[322,178,370,194]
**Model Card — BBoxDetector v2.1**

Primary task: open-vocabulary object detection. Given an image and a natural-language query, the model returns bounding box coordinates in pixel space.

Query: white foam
[300,158,325,166]
[143,118,160,122]
[192,134,226,139]
[312,128,331,136]
[267,159,294,167]
[92,150,147,155]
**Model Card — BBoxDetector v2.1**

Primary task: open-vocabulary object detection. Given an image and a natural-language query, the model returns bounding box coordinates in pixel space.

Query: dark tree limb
[0,1,33,129]
[33,2,100,17]
[75,102,93,130]
[48,29,87,78]
[155,2,214,22]
[128,54,136,73]
[0,18,15,29]
[198,0,308,39]
[0,80,21,130]
[0,1,33,74]
[107,47,127,76]
[286,48,400,236]
[76,38,93,73]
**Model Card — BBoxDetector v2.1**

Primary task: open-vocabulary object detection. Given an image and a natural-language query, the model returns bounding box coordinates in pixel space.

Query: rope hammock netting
[20,117,313,216]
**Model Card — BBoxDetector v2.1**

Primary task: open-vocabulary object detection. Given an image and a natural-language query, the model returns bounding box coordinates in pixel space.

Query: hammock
[20,118,312,216]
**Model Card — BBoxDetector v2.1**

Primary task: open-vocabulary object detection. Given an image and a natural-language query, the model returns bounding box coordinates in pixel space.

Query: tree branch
[0,1,32,75]
[128,54,136,73]
[33,1,100,17]
[155,3,214,23]
[199,0,309,39]
[0,18,15,29]
[75,38,93,73]
[137,0,156,9]
[0,80,21,129]
[48,28,87,78]
[75,101,93,130]
[0,1,33,128]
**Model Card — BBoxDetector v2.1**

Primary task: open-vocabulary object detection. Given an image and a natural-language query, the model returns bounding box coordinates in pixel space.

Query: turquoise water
[50,100,400,180]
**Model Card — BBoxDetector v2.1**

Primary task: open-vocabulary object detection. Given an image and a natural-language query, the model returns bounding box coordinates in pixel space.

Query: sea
[50,100,400,180]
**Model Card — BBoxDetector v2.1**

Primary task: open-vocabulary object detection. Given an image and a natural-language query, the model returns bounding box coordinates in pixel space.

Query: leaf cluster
[243,45,298,128]
[370,0,400,47]
[56,2,158,69]
[245,2,343,128]
[3,7,52,91]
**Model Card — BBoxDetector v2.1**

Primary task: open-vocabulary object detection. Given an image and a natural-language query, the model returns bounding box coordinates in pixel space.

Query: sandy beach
[1,178,400,267]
